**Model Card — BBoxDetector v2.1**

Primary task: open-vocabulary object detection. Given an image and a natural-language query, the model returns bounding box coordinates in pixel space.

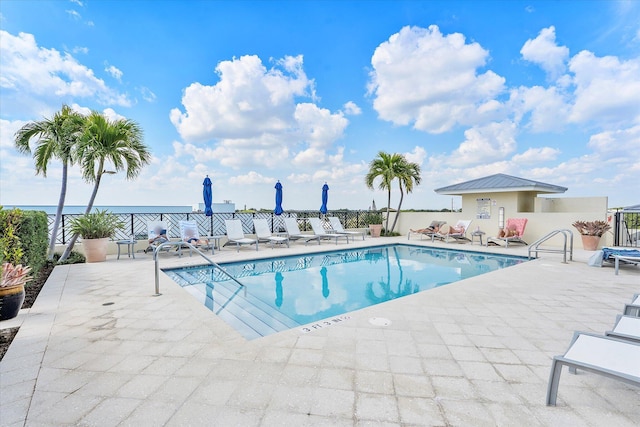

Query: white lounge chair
[253,218,289,248]
[624,293,640,317]
[328,216,365,241]
[546,331,640,406]
[145,220,171,253]
[283,217,321,245]
[179,220,211,254]
[613,254,640,275]
[408,220,446,241]
[309,218,349,245]
[605,315,640,343]
[224,219,258,252]
[433,220,472,243]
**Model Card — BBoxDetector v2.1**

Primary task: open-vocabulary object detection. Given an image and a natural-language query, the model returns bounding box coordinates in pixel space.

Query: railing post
[61,214,66,245]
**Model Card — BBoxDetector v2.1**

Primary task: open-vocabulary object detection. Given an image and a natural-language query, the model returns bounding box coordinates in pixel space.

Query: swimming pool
[164,244,526,340]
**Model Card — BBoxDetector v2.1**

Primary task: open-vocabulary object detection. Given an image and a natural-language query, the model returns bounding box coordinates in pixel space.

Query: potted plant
[363,212,384,238]
[68,209,124,262]
[572,220,611,251]
[0,262,32,320]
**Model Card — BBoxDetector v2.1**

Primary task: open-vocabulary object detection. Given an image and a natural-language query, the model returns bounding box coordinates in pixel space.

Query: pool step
[167,270,299,339]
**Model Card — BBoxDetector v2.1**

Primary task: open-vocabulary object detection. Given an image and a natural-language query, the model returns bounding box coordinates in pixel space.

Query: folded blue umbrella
[320,183,329,215]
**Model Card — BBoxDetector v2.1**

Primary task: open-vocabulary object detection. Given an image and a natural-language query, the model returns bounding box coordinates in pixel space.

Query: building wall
[396,195,612,249]
[534,196,607,213]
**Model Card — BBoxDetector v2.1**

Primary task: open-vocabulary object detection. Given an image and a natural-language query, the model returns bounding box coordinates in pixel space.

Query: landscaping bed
[0,262,54,360]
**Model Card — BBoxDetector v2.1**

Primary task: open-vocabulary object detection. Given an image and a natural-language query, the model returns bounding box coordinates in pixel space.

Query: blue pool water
[164,244,526,340]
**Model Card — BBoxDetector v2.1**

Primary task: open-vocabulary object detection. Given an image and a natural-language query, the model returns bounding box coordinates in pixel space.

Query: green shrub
[53,251,86,265]
[0,207,24,265]
[17,210,48,276]
[0,208,49,279]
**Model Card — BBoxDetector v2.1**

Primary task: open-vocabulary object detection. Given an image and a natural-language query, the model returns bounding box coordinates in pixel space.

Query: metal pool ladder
[153,241,244,296]
[528,229,574,264]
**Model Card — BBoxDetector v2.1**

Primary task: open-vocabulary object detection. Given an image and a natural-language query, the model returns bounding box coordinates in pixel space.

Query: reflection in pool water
[164,244,526,339]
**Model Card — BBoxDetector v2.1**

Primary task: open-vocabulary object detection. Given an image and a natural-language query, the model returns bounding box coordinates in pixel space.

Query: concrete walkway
[1,237,639,426]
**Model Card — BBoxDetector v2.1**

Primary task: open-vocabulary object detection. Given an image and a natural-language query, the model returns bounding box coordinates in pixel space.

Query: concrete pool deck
[1,237,639,426]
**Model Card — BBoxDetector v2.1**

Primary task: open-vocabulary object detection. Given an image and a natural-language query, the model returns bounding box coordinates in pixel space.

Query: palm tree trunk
[48,162,68,259]
[390,182,404,233]
[385,188,392,234]
[58,169,103,261]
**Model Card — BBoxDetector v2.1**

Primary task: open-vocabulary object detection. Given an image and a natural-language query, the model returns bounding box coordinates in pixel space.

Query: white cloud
[508,85,569,132]
[66,10,81,20]
[101,108,126,121]
[228,171,273,185]
[105,64,123,81]
[368,25,506,133]
[512,147,561,164]
[70,0,84,6]
[568,51,640,126]
[587,125,640,158]
[72,46,89,54]
[170,54,349,174]
[451,121,517,165]
[520,26,569,80]
[0,30,131,116]
[170,55,314,141]
[404,146,427,165]
[286,173,312,183]
[342,101,361,115]
[139,86,156,103]
[294,103,348,149]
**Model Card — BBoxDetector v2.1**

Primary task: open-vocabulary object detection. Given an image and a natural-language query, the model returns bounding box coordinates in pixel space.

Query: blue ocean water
[5,205,194,215]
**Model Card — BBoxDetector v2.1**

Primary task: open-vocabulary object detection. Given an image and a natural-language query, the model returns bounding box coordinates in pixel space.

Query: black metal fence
[47,210,379,245]
[613,210,640,247]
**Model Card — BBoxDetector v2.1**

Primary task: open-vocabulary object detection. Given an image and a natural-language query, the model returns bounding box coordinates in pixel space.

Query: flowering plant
[0,262,32,288]
[571,220,611,237]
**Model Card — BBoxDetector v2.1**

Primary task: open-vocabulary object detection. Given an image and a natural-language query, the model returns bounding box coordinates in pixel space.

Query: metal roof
[434,173,568,195]
[622,204,640,212]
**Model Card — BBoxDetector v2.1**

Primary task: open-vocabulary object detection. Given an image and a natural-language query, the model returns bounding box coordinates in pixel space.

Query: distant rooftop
[434,173,568,195]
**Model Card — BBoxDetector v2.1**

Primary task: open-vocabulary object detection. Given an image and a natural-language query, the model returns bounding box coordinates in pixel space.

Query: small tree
[365,151,421,234]
[14,105,85,259]
[59,112,150,261]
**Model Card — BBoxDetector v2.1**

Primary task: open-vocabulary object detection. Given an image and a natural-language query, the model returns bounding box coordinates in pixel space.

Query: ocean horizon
[4,205,196,215]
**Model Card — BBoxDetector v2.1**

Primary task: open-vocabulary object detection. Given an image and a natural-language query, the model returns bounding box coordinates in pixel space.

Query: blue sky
[1,0,639,211]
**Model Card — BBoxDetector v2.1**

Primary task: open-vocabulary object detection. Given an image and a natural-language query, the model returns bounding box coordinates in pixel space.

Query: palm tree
[389,159,421,233]
[365,152,403,233]
[59,111,151,261]
[14,105,85,259]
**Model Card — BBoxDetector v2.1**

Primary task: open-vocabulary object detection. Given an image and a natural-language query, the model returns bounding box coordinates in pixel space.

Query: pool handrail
[153,241,244,296]
[528,229,574,263]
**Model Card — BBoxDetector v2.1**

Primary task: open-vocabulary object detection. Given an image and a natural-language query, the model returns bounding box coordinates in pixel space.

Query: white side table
[116,240,137,259]
[202,235,225,254]
[471,230,485,245]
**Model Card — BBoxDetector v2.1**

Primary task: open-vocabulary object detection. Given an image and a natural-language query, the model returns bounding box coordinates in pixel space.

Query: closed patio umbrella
[274,181,284,215]
[203,176,213,216]
[320,183,329,215]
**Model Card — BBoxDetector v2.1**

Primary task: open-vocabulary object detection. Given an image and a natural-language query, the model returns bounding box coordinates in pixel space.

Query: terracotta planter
[0,284,25,321]
[369,224,383,238]
[83,237,109,262]
[580,235,601,251]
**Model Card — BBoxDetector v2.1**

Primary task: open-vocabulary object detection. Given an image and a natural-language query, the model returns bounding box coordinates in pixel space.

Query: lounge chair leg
[546,359,563,406]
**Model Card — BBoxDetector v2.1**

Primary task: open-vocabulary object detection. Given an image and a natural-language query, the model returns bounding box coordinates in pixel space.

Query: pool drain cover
[369,317,391,326]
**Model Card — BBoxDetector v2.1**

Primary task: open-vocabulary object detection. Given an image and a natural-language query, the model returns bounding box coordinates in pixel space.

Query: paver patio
[1,237,638,426]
